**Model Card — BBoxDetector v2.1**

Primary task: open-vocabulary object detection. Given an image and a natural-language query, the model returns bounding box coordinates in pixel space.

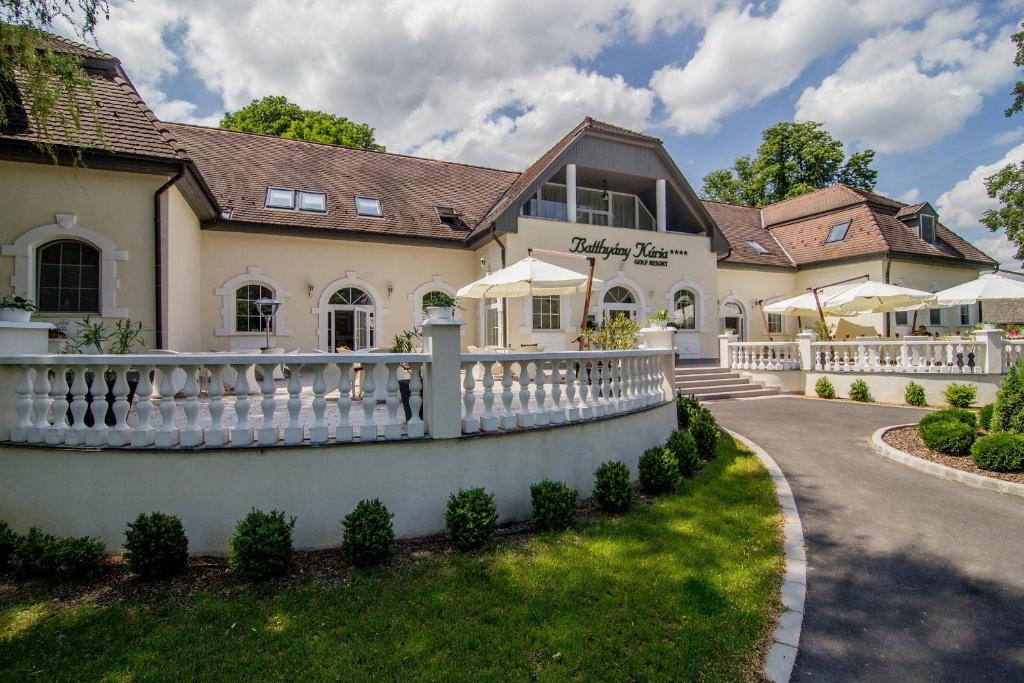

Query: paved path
[710,397,1024,682]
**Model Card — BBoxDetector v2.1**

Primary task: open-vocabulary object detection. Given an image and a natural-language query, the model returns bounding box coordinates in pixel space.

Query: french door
[328,306,374,351]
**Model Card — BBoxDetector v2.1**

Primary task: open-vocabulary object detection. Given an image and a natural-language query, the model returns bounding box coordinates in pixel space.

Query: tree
[220,95,383,151]
[701,121,877,207]
[1,1,110,155]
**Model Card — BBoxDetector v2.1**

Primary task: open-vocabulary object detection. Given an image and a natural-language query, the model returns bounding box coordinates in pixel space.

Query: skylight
[746,240,771,255]
[266,187,295,209]
[298,190,327,212]
[356,195,383,217]
[435,205,467,229]
[826,220,851,244]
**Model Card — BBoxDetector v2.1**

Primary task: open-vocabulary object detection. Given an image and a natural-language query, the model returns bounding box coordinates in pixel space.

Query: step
[675,375,742,387]
[684,382,767,396]
[674,371,741,382]
[674,366,732,376]
[698,387,780,401]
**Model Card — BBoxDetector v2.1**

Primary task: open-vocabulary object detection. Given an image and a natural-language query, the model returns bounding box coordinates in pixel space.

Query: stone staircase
[674,366,779,401]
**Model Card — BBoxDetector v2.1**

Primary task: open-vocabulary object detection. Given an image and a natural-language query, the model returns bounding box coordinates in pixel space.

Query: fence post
[718,333,737,369]
[421,318,465,439]
[641,328,676,402]
[973,324,1004,374]
[796,330,816,371]
[0,322,52,441]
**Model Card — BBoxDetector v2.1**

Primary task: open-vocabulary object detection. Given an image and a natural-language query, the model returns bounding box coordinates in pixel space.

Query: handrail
[0,352,431,365]
[460,348,668,362]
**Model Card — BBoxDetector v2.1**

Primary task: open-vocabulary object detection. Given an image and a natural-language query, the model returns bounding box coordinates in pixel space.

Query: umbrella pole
[811,288,831,341]
[911,309,918,332]
[578,257,596,351]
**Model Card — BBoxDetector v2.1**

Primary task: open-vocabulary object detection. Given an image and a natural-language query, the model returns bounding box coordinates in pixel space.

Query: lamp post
[253,297,281,350]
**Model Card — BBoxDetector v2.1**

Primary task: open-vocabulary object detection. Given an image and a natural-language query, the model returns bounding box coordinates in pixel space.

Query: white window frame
[672,289,698,330]
[929,307,943,326]
[2,214,127,317]
[314,272,388,351]
[531,295,561,330]
[355,195,383,217]
[959,305,971,326]
[666,277,707,332]
[266,187,296,209]
[409,276,457,326]
[767,313,783,335]
[298,190,327,212]
[215,267,291,337]
[597,272,648,321]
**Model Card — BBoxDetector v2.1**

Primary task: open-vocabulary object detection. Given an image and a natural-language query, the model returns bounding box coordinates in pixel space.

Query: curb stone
[871,425,1024,499]
[722,427,805,683]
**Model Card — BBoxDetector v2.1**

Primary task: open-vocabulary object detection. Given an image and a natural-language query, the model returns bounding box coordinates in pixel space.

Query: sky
[63,0,1024,267]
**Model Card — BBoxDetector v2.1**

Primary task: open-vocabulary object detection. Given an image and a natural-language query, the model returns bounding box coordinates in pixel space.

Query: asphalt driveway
[709,397,1024,682]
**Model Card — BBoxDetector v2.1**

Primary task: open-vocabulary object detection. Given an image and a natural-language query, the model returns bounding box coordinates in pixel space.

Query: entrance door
[328,307,374,351]
[720,301,745,340]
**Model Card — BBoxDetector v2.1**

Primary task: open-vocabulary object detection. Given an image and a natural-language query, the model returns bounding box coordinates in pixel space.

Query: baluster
[47,364,69,445]
[359,362,378,441]
[230,362,254,446]
[611,358,623,412]
[337,363,354,442]
[579,360,593,419]
[383,363,402,440]
[155,366,178,448]
[256,363,279,445]
[107,365,132,447]
[533,360,549,426]
[308,364,329,444]
[407,362,425,438]
[66,366,89,445]
[603,357,615,414]
[481,361,499,432]
[29,364,51,444]
[284,363,305,445]
[898,343,909,372]
[205,365,228,447]
[86,364,109,447]
[620,357,633,410]
[517,362,534,428]
[178,365,204,448]
[943,343,954,373]
[548,359,565,424]
[565,359,580,421]
[462,361,479,433]
[11,365,33,443]
[500,361,516,431]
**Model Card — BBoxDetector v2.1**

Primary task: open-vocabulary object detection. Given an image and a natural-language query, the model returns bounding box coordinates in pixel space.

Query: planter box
[0,308,32,323]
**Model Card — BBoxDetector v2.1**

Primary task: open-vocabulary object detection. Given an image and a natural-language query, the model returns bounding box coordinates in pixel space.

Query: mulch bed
[882,425,1024,486]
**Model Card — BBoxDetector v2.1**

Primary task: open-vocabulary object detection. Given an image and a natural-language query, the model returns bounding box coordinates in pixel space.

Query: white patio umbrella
[933,272,1024,306]
[456,256,602,298]
[821,280,936,315]
[763,291,829,317]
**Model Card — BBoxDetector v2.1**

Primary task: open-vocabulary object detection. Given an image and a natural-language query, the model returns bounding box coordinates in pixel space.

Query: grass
[0,434,782,682]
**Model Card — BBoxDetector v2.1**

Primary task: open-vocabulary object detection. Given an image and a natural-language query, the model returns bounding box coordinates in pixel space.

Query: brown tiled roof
[167,123,519,243]
[37,32,114,61]
[768,204,889,265]
[894,202,927,219]
[760,184,867,226]
[701,200,793,267]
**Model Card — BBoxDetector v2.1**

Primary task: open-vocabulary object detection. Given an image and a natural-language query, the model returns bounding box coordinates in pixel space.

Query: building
[0,36,996,360]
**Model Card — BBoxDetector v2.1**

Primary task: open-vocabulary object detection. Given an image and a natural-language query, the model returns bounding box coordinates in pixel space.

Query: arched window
[329,287,373,306]
[36,239,100,313]
[235,284,274,333]
[604,286,635,305]
[603,285,639,321]
[720,300,745,340]
[421,290,451,312]
[326,286,375,350]
[673,289,697,330]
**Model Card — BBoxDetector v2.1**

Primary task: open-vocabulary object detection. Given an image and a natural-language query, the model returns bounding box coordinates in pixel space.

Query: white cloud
[992,127,1024,145]
[936,142,1024,228]
[888,188,921,204]
[649,0,935,135]
[973,234,1020,267]
[795,7,1019,153]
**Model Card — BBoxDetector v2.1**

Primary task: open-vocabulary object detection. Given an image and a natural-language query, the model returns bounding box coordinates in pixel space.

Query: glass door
[484,298,503,347]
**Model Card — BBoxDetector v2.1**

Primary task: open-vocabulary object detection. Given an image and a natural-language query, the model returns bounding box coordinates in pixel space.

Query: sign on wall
[568,236,687,267]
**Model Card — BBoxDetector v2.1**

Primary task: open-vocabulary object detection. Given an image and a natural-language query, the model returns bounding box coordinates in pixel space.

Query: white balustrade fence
[728,342,800,371]
[459,350,667,434]
[811,339,985,374]
[1004,340,1024,368]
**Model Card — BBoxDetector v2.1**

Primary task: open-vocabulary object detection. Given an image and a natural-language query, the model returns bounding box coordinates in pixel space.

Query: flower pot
[425,306,454,321]
[0,308,31,322]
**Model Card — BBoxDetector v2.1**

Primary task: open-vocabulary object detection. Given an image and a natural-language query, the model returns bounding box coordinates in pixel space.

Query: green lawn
[0,434,782,682]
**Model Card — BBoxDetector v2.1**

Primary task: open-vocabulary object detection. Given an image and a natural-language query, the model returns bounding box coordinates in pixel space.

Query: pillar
[718,333,738,369]
[973,325,1004,374]
[421,317,465,439]
[656,178,667,232]
[566,163,577,223]
[796,330,816,371]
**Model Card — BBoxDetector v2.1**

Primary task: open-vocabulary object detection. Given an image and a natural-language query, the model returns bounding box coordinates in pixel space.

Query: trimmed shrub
[918,407,977,431]
[229,509,296,580]
[667,430,701,477]
[919,419,976,455]
[979,403,995,431]
[676,392,701,429]
[815,377,836,399]
[971,433,1024,472]
[341,499,395,567]
[638,446,680,494]
[10,527,57,577]
[943,382,977,409]
[689,414,720,460]
[529,480,578,531]
[848,379,873,403]
[10,528,104,579]
[0,521,16,573]
[124,512,189,579]
[445,488,497,550]
[592,461,634,514]
[991,362,1024,432]
[904,381,927,407]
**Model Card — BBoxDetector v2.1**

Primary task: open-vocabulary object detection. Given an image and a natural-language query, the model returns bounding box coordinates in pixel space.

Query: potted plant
[646,309,671,329]
[63,317,147,427]
[0,295,38,322]
[390,329,423,422]
[579,316,641,385]
[422,291,460,321]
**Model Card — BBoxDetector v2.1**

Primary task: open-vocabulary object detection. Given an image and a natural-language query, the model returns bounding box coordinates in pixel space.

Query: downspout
[154,167,186,350]
[490,224,508,345]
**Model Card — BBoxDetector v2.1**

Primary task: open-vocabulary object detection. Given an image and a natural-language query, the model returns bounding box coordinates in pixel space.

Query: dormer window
[920,214,936,244]
[746,240,771,255]
[435,205,467,229]
[298,190,327,212]
[266,187,295,209]
[826,220,851,244]
[356,196,383,217]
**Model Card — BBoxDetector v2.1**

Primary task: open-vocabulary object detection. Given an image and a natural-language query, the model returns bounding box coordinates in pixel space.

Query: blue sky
[81,0,1024,265]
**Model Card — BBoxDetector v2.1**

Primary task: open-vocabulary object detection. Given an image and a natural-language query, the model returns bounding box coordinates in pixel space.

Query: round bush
[229,508,296,580]
[815,377,836,399]
[124,512,188,579]
[848,379,873,403]
[0,521,16,573]
[919,419,976,455]
[979,403,995,431]
[689,414,720,461]
[638,446,679,494]
[341,499,395,567]
[10,527,57,577]
[943,382,977,409]
[529,479,578,531]
[904,381,927,407]
[970,433,1024,472]
[592,461,634,514]
[918,407,977,431]
[668,430,701,477]
[445,487,497,550]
